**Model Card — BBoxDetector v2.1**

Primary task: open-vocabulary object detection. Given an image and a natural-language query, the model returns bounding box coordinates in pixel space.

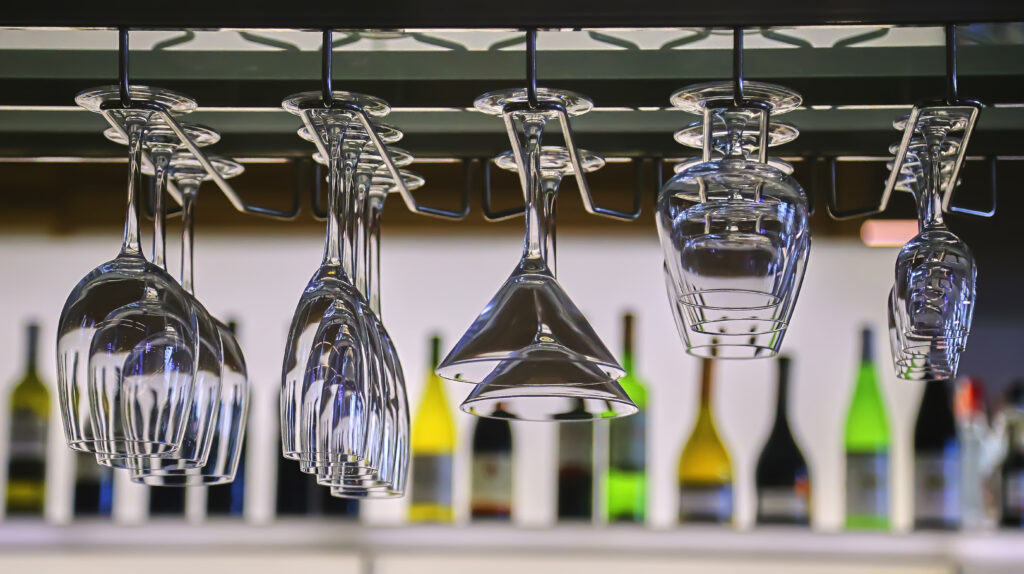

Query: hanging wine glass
[280,91,386,472]
[328,166,421,497]
[887,114,976,381]
[132,153,250,485]
[59,86,200,457]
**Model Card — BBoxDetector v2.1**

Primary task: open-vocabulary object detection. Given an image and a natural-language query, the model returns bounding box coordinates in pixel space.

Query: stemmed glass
[438,89,627,404]
[134,153,250,484]
[280,91,388,475]
[887,114,976,380]
[328,165,420,497]
[657,81,810,359]
[458,146,637,421]
[59,86,200,458]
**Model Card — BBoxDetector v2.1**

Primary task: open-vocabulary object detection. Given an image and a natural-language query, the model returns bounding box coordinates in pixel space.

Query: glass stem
[353,172,371,300]
[120,119,146,257]
[920,128,947,231]
[151,151,170,270]
[323,125,345,267]
[520,119,549,268]
[180,182,198,296]
[540,177,559,277]
[341,148,361,283]
[367,192,385,316]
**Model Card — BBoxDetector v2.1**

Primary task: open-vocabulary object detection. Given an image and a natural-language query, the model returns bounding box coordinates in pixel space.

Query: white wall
[0,230,919,531]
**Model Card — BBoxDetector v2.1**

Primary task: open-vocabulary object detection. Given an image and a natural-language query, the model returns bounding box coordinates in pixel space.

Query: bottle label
[411,453,453,507]
[9,407,46,461]
[846,452,889,520]
[758,478,810,523]
[471,452,512,515]
[914,452,959,525]
[609,411,646,472]
[679,483,733,523]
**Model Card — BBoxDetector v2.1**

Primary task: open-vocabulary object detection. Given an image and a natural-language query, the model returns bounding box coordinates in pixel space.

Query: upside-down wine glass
[133,153,250,484]
[59,86,199,458]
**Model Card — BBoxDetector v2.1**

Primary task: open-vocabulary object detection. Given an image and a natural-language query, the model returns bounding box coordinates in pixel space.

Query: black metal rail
[3,0,1024,29]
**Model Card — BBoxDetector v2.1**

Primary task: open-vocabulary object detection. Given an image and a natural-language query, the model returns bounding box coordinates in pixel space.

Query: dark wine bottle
[913,379,960,530]
[5,323,49,518]
[755,356,811,526]
[1000,381,1024,528]
[207,436,246,517]
[556,399,594,521]
[470,403,513,520]
[73,450,113,517]
[148,487,186,517]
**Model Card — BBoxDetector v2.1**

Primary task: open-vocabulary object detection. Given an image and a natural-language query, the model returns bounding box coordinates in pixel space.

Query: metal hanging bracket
[108,28,299,220]
[493,29,640,222]
[828,23,989,221]
[309,29,467,220]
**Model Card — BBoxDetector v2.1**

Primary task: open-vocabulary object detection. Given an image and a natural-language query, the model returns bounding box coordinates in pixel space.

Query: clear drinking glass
[59,86,200,457]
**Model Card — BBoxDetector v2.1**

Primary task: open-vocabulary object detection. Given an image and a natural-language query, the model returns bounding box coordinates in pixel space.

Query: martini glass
[59,86,199,457]
[438,89,626,396]
[456,145,636,421]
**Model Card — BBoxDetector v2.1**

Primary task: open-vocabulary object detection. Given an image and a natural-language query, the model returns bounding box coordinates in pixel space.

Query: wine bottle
[275,401,358,519]
[409,334,456,523]
[913,378,959,530]
[678,358,733,525]
[844,327,890,531]
[5,323,49,518]
[606,313,647,524]
[148,487,185,517]
[556,399,594,521]
[755,356,811,526]
[73,450,113,517]
[207,436,246,518]
[1000,382,1024,528]
[470,403,513,520]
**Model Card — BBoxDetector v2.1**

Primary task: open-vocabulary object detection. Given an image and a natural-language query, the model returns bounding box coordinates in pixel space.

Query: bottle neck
[698,358,715,416]
[773,358,791,433]
[860,328,874,365]
[25,324,38,376]
[621,314,634,373]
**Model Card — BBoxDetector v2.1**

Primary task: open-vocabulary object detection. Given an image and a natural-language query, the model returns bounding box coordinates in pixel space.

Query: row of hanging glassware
[53,26,988,502]
[57,84,250,487]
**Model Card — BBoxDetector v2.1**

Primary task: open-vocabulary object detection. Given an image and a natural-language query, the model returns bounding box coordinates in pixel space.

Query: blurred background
[2,21,1024,574]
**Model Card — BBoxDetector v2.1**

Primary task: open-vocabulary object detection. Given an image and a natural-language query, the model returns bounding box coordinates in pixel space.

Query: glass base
[75,85,197,115]
[670,81,802,116]
[103,122,221,148]
[474,87,593,117]
[281,90,390,117]
[674,119,799,151]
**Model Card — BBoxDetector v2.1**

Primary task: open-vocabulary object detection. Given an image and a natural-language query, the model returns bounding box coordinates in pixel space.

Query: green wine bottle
[606,313,647,523]
[5,323,49,517]
[844,327,890,531]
